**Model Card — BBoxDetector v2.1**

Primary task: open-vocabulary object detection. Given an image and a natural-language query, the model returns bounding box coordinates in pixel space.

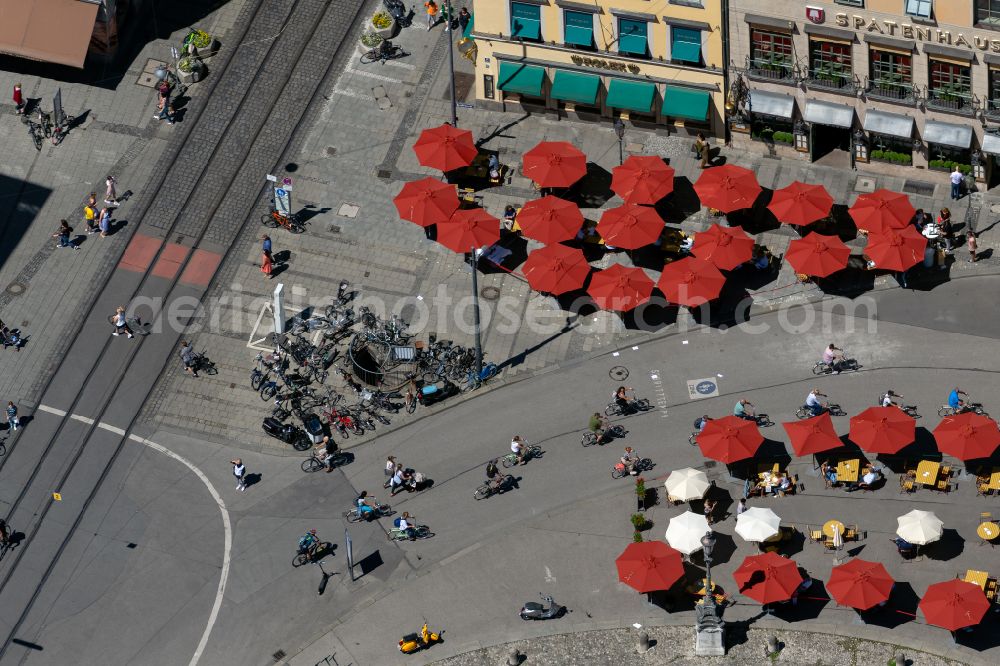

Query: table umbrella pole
[470,246,483,376]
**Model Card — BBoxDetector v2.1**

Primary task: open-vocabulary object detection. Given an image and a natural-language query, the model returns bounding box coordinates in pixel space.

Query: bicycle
[27,120,43,151]
[388,524,433,541]
[292,540,332,567]
[250,352,281,391]
[938,403,989,417]
[474,475,513,500]
[611,457,653,479]
[261,207,304,233]
[795,403,846,419]
[461,362,498,392]
[605,398,652,416]
[343,500,391,522]
[502,445,542,467]
[581,425,626,446]
[190,350,217,375]
[301,449,350,473]
[360,41,409,65]
[51,114,75,146]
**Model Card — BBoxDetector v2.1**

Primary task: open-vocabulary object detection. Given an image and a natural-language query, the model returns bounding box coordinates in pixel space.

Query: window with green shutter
[618,18,648,57]
[564,10,594,48]
[511,2,541,41]
[671,26,702,65]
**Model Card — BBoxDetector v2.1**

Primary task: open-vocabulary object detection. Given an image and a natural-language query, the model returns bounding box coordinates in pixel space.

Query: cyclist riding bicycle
[486,459,503,490]
[948,387,970,413]
[355,491,378,520]
[881,390,902,408]
[620,447,638,476]
[511,435,527,465]
[822,343,845,374]
[393,512,417,540]
[733,399,755,420]
[298,529,320,559]
[614,386,633,413]
[805,389,828,416]
[694,415,712,431]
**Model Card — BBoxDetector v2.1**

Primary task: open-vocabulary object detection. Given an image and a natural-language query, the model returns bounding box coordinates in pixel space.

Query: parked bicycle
[360,40,409,65]
[462,362,498,392]
[261,204,304,233]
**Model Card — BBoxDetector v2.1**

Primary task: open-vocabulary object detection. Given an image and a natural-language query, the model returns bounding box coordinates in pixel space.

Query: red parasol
[696,415,763,464]
[865,226,927,272]
[611,155,675,205]
[767,181,834,226]
[827,559,894,611]
[516,196,584,244]
[691,224,755,271]
[849,189,915,234]
[733,552,804,605]
[412,123,478,172]
[782,412,842,457]
[785,232,851,278]
[933,413,1000,461]
[693,164,762,213]
[615,541,685,594]
[587,264,654,311]
[657,257,726,307]
[393,177,460,227]
[849,406,916,455]
[523,141,588,189]
[596,204,665,249]
[436,208,500,253]
[522,244,591,295]
[919,579,990,632]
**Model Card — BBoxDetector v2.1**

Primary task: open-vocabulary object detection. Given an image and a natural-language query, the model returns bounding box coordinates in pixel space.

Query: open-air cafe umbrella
[849,406,916,455]
[664,467,711,502]
[393,177,459,227]
[436,208,500,254]
[695,415,763,464]
[865,226,927,272]
[522,244,590,295]
[733,552,803,605]
[827,559,894,611]
[849,189,915,235]
[596,204,664,249]
[665,511,711,555]
[785,232,851,278]
[767,181,834,226]
[657,257,726,307]
[919,579,990,632]
[693,164,762,213]
[412,123,478,172]
[896,509,943,545]
[516,195,584,244]
[522,141,588,189]
[933,412,1000,461]
[587,264,654,312]
[691,224,755,271]
[782,412,842,457]
[735,507,781,543]
[615,541,685,594]
[611,155,675,205]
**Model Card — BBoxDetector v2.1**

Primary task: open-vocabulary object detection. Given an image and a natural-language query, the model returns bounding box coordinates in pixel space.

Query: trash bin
[303,414,324,444]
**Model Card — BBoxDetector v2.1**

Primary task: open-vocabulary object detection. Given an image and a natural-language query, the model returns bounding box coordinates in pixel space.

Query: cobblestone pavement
[436,625,965,666]
[142,4,1000,453]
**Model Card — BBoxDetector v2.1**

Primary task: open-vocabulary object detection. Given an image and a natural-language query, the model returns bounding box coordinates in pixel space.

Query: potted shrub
[631,513,648,531]
[177,55,205,83]
[633,530,643,543]
[371,10,396,40]
[358,31,383,56]
[183,29,220,58]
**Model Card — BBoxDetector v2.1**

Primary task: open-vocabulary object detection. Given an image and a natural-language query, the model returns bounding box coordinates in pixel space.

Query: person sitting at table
[487,153,500,178]
[679,234,694,253]
[502,204,517,230]
[912,208,925,231]
[776,475,793,497]
[858,466,882,490]
[820,461,837,485]
[892,536,916,557]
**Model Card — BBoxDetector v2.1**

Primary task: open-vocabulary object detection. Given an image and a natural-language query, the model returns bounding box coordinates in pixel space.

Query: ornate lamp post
[694,530,726,656]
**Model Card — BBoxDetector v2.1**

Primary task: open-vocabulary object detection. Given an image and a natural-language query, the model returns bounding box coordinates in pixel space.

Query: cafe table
[836,460,860,484]
[965,569,989,590]
[988,469,1000,492]
[978,521,999,542]
[823,520,845,539]
[915,460,940,486]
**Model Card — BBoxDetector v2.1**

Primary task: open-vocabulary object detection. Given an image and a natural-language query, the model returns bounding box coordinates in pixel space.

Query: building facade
[470,0,727,140]
[727,0,1000,185]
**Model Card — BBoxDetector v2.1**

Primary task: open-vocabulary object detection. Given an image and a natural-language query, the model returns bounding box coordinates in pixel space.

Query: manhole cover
[902,179,936,197]
[137,59,167,88]
[853,177,876,193]
[377,97,392,111]
[609,365,629,380]
[480,286,501,301]
[338,203,360,218]
[377,169,393,180]
[5,282,26,295]
[372,86,386,98]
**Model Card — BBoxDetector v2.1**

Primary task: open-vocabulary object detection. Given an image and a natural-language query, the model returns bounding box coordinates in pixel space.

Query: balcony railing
[865,80,915,105]
[985,98,1000,120]
[746,57,795,83]
[926,89,974,114]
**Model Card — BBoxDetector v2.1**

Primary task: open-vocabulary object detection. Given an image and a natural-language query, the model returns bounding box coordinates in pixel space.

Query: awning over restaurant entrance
[498,62,546,96]
[749,90,794,118]
[606,79,656,113]
[662,87,709,121]
[981,133,1000,156]
[550,70,600,105]
[803,100,854,128]
[923,120,973,148]
[0,0,99,69]
[862,110,914,139]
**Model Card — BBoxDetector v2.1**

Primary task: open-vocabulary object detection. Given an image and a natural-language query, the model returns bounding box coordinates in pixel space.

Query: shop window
[988,69,1000,118]
[867,49,914,102]
[868,134,913,165]
[808,40,853,90]
[927,144,971,173]
[749,29,794,81]
[670,27,702,66]
[904,0,932,19]
[928,59,972,113]
[618,18,649,58]
[751,117,795,146]
[510,2,542,42]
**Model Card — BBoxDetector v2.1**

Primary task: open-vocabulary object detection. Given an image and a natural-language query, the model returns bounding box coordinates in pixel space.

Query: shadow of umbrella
[689,283,752,330]
[475,231,529,275]
[656,176,701,223]
[876,426,941,472]
[859,581,919,629]
[772,576,829,622]
[813,256,877,298]
[954,602,1000,650]
[621,294,679,332]
[703,531,737,566]
[728,190,782,235]
[922,528,965,561]
[566,162,614,208]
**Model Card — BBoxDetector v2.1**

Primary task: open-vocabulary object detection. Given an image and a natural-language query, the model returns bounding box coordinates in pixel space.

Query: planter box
[357,39,378,56]
[178,66,204,83]
[372,17,396,40]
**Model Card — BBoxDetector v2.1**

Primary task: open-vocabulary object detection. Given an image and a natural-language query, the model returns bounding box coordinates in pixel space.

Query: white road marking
[544,566,556,583]
[437,541,483,567]
[97,423,125,436]
[128,434,231,666]
[70,414,95,425]
[37,404,67,417]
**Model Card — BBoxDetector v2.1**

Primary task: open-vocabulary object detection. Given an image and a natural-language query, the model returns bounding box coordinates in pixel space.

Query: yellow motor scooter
[398,623,441,654]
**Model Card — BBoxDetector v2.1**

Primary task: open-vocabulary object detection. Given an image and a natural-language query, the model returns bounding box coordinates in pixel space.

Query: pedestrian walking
[441,1,452,31]
[232,458,247,491]
[950,165,963,200]
[458,6,471,33]
[98,207,111,237]
[736,498,747,516]
[12,83,24,115]
[105,175,118,205]
[84,201,98,234]
[938,208,953,253]
[179,340,199,377]
[111,306,134,339]
[703,498,717,525]
[967,230,978,262]
[155,81,175,125]
[6,401,18,431]
[695,132,710,168]
[424,0,438,30]
[260,234,273,279]
[52,220,77,249]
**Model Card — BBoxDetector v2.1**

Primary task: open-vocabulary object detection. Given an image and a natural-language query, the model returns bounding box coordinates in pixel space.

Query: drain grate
[609,366,629,381]
[376,169,392,180]
[271,650,286,662]
[902,179,936,197]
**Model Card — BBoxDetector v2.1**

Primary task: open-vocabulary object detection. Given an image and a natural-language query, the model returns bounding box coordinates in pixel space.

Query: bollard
[507,649,521,665]
[893,652,906,666]
[766,635,780,655]
[636,631,650,654]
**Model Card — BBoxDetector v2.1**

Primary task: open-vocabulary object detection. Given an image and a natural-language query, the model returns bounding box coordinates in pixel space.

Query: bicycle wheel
[474,485,491,500]
[415,526,433,539]
[811,363,828,375]
[342,509,362,523]
[30,129,41,151]
[250,371,264,391]
[528,445,542,457]
[202,360,218,375]
[604,405,619,417]
[360,49,379,64]
[581,432,597,447]
[292,552,309,567]
[288,220,305,234]
[635,399,651,411]
[301,457,324,473]
[501,455,515,469]
[260,383,277,400]
[261,213,279,228]
[689,433,698,446]
[795,407,809,420]
[611,467,624,479]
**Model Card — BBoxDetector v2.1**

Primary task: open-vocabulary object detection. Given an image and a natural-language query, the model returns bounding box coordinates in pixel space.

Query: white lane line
[97,423,125,436]
[70,414,95,425]
[128,434,231,666]
[37,404,67,417]
[344,67,401,84]
[329,86,375,102]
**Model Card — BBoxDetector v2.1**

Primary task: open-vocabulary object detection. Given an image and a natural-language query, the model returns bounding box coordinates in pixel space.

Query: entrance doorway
[810,124,851,167]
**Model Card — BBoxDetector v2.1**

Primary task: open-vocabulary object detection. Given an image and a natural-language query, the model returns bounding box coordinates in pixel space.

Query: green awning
[606,79,656,113]
[671,27,702,64]
[498,62,545,96]
[618,18,648,56]
[550,70,600,105]
[564,11,594,47]
[663,87,710,120]
[511,2,541,40]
